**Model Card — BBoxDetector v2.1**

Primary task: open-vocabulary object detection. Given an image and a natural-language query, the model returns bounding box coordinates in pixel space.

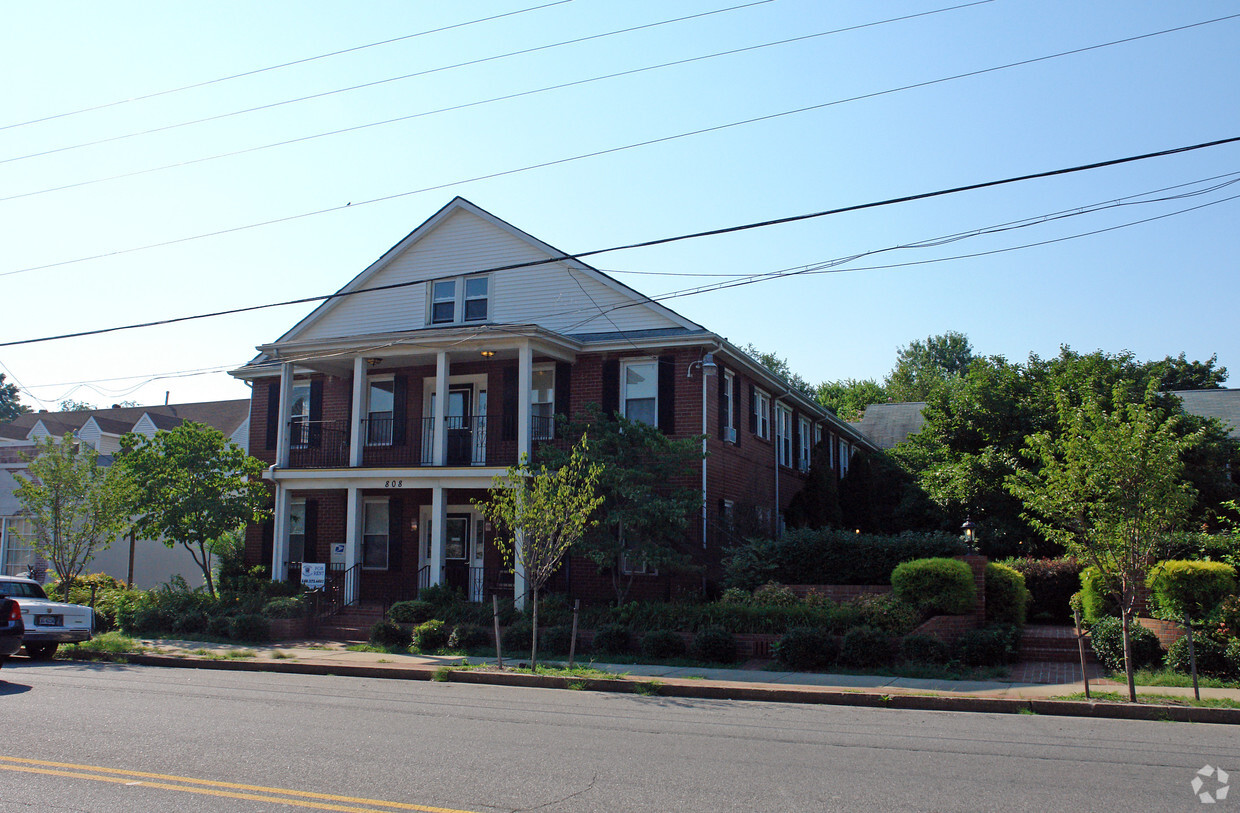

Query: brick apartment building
[231,198,873,606]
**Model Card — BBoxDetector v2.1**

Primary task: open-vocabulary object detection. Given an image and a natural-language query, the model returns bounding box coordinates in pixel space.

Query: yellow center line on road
[0,756,481,813]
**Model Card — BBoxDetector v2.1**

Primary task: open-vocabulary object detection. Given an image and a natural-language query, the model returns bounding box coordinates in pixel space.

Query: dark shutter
[554,361,572,421]
[392,375,408,446]
[308,379,323,447]
[265,380,280,449]
[657,355,675,435]
[717,367,728,439]
[260,519,274,573]
[601,359,619,418]
[501,363,518,441]
[748,383,757,434]
[303,500,319,563]
[388,497,403,572]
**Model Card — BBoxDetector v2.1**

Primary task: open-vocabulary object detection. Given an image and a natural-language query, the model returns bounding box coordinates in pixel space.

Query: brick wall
[1136,616,1187,648]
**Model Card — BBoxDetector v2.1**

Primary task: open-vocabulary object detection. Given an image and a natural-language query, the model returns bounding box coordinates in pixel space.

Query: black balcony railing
[288,420,350,468]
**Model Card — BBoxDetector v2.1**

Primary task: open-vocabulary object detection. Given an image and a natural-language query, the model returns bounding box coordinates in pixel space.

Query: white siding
[230,417,250,453]
[131,414,160,439]
[77,418,102,449]
[294,208,683,342]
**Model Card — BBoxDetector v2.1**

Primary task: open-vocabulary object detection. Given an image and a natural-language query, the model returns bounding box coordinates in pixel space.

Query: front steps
[1020,625,1098,664]
[312,602,385,644]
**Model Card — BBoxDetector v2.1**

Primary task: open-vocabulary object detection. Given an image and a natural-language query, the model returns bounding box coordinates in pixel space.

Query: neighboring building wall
[90,537,206,590]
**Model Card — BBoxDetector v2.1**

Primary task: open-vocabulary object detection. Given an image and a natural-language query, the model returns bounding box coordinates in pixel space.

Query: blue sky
[2,0,1237,409]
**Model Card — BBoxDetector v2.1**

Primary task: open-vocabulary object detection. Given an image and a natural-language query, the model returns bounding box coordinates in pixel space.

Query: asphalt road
[1,660,1236,812]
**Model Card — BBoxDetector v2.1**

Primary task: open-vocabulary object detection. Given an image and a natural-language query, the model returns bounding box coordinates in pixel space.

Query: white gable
[283,200,695,344]
[132,414,161,439]
[27,420,51,441]
[229,416,250,453]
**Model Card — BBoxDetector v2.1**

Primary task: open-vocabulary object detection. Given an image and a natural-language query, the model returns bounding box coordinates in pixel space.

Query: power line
[6,14,1234,280]
[0,1,993,204]
[1,0,773,165]
[2,136,1236,349]
[0,1,574,132]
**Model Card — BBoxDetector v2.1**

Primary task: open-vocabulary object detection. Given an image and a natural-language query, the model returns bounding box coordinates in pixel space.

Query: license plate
[35,615,61,626]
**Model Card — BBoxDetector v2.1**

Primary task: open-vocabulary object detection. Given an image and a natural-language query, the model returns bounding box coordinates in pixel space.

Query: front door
[443,514,470,595]
[445,387,472,466]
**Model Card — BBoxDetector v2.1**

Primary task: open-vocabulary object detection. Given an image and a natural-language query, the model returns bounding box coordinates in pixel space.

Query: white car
[0,575,93,660]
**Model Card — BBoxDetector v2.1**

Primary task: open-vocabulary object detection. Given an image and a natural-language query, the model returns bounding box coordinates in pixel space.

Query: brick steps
[1020,625,1098,664]
[311,603,385,644]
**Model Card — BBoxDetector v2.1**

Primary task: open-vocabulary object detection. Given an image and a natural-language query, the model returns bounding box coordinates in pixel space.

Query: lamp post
[687,353,717,550]
[961,517,978,553]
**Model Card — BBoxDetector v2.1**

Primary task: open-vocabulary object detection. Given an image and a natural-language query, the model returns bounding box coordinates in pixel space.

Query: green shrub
[1226,637,1240,678]
[132,605,173,635]
[539,625,574,655]
[1145,560,1238,623]
[592,624,631,656]
[772,627,838,670]
[1001,557,1081,623]
[448,623,489,651]
[172,609,209,634]
[849,593,921,635]
[838,626,894,668]
[722,529,969,590]
[502,622,534,653]
[803,591,837,611]
[44,573,130,632]
[952,624,1021,666]
[640,629,687,659]
[752,582,798,607]
[369,620,412,649]
[891,558,975,616]
[691,626,738,663]
[1078,567,1121,622]
[900,634,950,664]
[1166,632,1232,678]
[388,600,435,624]
[719,587,751,605]
[262,596,307,619]
[207,615,232,637]
[418,584,465,610]
[1087,617,1162,672]
[414,620,449,652]
[1219,596,1240,638]
[228,613,269,642]
[985,563,1030,626]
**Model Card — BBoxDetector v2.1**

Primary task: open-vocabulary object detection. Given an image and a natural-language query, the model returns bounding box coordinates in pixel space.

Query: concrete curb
[78,652,1240,725]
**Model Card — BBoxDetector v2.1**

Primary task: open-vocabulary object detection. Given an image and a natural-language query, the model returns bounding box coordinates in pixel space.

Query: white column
[350,356,366,467]
[433,351,449,466]
[517,342,533,462]
[275,362,294,468]
[429,484,446,586]
[271,485,290,581]
[344,487,363,603]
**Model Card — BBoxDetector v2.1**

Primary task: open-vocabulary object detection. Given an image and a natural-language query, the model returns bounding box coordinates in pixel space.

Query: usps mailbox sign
[301,563,327,590]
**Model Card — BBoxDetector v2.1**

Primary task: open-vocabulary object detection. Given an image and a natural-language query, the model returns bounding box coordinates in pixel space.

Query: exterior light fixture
[365,357,382,367]
[961,517,978,551]
[410,517,419,533]
[480,350,496,358]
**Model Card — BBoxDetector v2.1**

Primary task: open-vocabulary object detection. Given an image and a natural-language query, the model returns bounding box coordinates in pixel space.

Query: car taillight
[6,601,18,623]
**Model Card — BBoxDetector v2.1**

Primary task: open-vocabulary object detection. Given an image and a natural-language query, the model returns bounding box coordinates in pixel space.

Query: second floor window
[753,388,771,440]
[621,359,658,426]
[367,378,394,445]
[531,366,555,440]
[798,417,812,472]
[290,381,311,447]
[429,275,490,325]
[776,404,793,467]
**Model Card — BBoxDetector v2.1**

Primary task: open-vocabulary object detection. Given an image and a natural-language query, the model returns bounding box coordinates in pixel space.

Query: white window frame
[722,370,735,441]
[366,375,395,446]
[428,274,490,326]
[288,500,306,564]
[1,517,38,578]
[619,526,657,576]
[362,498,390,570]
[775,403,793,467]
[290,379,311,448]
[754,388,771,440]
[839,439,851,478]
[620,357,659,427]
[531,364,555,440]
[798,417,812,472]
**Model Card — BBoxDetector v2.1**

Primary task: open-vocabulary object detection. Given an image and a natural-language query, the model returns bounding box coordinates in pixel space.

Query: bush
[418,584,465,610]
[891,558,975,616]
[953,625,1021,666]
[691,626,738,663]
[773,627,838,670]
[985,563,1030,626]
[414,620,448,652]
[722,529,969,590]
[751,582,797,607]
[502,621,534,653]
[387,600,435,624]
[228,613,269,642]
[448,624,489,651]
[369,620,412,649]
[591,624,631,656]
[838,626,894,668]
[1226,637,1240,678]
[1079,567,1121,622]
[262,597,307,619]
[1001,557,1081,624]
[849,593,920,635]
[172,609,209,634]
[1087,617,1162,672]
[44,573,129,632]
[207,615,232,637]
[1145,560,1238,623]
[640,629,687,659]
[1219,596,1240,638]
[539,625,574,655]
[719,587,751,605]
[1166,632,1232,678]
[900,634,950,664]
[131,605,173,635]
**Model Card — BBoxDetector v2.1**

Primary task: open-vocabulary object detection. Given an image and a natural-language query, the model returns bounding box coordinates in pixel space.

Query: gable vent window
[429,275,490,325]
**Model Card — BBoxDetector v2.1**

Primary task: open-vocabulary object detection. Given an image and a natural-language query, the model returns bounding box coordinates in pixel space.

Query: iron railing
[288,419,350,468]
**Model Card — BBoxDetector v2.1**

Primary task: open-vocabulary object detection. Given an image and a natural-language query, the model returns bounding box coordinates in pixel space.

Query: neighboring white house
[0,400,251,587]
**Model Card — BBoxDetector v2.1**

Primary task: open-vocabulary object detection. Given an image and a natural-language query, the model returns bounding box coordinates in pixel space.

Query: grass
[765,660,1009,682]
[186,648,257,661]
[270,650,294,660]
[1125,668,1240,691]
[635,680,663,696]
[1055,691,1240,710]
[59,632,145,658]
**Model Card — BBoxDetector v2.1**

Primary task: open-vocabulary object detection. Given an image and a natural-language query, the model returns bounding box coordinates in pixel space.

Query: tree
[816,378,889,421]
[0,373,31,422]
[116,422,270,597]
[544,405,703,605]
[741,344,815,397]
[57,399,97,412]
[475,437,602,669]
[885,331,974,402]
[1006,381,1203,701]
[12,434,133,599]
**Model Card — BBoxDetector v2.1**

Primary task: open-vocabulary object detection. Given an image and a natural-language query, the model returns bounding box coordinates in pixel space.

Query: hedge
[1145,560,1237,623]
[984,563,1030,626]
[1087,617,1162,672]
[1078,567,1121,623]
[891,558,975,616]
[1001,557,1081,623]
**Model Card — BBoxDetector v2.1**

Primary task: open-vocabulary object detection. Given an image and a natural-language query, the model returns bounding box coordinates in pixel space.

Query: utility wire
[5,14,1234,280]
[0,0,992,204]
[1,0,773,165]
[0,1,574,132]
[2,135,1236,349]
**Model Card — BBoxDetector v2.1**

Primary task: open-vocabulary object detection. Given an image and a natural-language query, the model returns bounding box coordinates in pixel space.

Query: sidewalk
[74,637,1240,724]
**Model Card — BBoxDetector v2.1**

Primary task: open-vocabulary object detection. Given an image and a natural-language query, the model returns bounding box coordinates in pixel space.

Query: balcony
[286,415,564,470]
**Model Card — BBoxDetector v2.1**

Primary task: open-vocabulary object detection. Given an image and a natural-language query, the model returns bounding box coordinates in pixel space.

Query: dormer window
[429,275,489,325]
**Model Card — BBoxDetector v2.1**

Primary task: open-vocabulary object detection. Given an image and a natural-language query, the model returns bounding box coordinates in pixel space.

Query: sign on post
[301,562,327,590]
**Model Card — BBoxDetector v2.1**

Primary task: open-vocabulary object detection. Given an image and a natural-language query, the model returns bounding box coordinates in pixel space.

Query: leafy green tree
[1148,352,1228,391]
[1006,381,1203,701]
[816,378,889,421]
[116,422,270,597]
[544,405,703,605]
[12,434,133,599]
[741,344,815,397]
[475,437,603,669]
[57,399,97,412]
[884,331,974,402]
[0,373,31,422]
